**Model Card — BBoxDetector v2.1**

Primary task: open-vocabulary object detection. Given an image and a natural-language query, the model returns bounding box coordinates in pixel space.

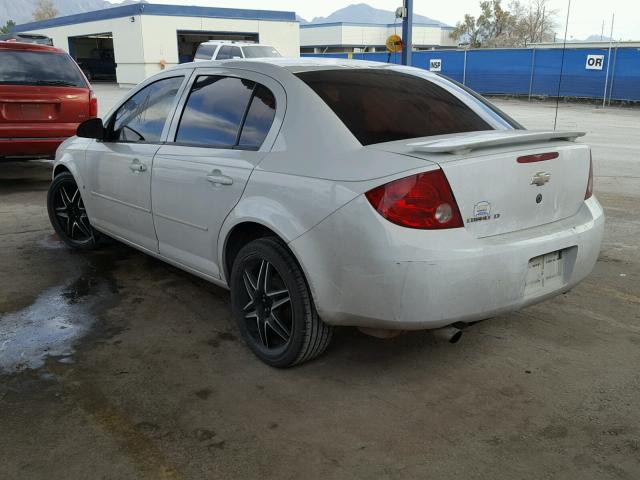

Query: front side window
[216,46,242,60]
[0,51,86,87]
[296,69,493,146]
[110,76,184,143]
[175,75,276,149]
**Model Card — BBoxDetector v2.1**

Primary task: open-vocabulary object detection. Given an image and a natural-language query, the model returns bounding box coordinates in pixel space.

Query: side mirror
[77,117,105,140]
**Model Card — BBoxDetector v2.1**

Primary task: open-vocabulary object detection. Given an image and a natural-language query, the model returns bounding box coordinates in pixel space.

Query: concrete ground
[1,84,639,479]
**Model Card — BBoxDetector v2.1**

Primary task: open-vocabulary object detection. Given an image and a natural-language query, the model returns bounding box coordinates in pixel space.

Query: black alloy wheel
[230,237,333,367]
[47,172,100,250]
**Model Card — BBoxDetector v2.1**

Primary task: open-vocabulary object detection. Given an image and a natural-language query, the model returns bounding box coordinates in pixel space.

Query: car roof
[0,41,64,53]
[179,56,409,74]
[200,41,272,47]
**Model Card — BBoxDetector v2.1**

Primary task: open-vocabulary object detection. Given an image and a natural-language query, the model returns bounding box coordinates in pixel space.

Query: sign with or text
[429,59,442,72]
[585,54,605,70]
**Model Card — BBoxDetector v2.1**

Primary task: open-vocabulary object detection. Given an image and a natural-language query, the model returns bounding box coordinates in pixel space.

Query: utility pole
[602,13,615,108]
[401,0,413,65]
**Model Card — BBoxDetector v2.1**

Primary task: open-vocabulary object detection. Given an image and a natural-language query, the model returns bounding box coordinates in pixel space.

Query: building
[11,3,299,87]
[300,22,456,54]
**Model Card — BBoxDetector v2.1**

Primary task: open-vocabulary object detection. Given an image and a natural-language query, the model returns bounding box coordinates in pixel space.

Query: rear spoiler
[408,130,585,155]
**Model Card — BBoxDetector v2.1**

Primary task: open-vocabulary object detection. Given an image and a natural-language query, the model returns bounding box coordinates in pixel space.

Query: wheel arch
[221,220,293,284]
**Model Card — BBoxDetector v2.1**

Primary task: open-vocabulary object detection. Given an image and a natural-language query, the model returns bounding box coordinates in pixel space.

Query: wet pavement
[1,99,640,479]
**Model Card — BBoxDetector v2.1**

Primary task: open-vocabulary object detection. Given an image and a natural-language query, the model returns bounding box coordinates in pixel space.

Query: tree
[476,0,517,47]
[450,14,482,48]
[0,20,16,34]
[510,0,557,46]
[450,0,556,47]
[33,0,58,21]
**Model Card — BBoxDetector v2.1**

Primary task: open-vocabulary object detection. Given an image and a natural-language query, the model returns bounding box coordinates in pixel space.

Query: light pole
[401,0,413,65]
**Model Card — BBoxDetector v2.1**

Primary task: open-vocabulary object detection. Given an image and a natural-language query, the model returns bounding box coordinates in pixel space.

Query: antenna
[553,0,571,131]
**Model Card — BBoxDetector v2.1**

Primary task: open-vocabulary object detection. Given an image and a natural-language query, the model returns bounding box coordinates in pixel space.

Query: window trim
[171,74,275,151]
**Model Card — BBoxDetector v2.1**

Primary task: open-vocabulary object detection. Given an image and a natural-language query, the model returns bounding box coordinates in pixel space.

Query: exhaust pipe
[433,326,463,344]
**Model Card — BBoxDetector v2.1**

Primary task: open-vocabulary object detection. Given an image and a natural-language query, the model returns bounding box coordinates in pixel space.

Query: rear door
[83,74,188,251]
[151,68,283,278]
[0,49,90,140]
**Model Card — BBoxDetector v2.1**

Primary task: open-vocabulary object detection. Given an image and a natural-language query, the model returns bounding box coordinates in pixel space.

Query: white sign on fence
[429,59,442,72]
[585,54,605,70]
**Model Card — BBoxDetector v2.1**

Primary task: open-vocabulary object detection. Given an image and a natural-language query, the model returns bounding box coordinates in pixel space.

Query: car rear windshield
[295,69,493,145]
[242,46,281,58]
[0,50,87,87]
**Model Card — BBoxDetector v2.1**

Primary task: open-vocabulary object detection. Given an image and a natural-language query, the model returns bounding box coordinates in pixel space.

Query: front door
[152,71,281,278]
[83,75,186,251]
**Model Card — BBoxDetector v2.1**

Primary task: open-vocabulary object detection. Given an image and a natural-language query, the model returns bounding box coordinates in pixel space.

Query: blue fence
[301,47,640,102]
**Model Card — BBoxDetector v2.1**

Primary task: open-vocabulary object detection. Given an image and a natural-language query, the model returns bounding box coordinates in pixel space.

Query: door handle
[206,170,233,186]
[129,159,147,173]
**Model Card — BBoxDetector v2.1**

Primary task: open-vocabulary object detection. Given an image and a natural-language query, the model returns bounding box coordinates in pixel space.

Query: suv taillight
[585,152,593,200]
[365,169,463,229]
[89,90,98,117]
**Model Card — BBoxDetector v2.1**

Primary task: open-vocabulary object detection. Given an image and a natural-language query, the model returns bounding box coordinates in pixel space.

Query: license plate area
[525,250,565,295]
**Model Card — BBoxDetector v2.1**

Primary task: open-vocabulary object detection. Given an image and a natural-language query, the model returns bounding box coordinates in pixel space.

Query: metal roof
[12,3,296,33]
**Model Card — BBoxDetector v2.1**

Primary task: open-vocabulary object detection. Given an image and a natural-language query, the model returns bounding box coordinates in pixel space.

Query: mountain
[582,34,614,42]
[299,3,449,27]
[0,0,144,26]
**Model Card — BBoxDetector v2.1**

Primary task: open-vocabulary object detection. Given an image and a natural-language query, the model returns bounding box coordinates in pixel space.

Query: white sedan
[48,58,604,367]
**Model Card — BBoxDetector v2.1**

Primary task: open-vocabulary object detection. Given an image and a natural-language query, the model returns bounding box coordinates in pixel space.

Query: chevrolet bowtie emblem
[531,171,551,186]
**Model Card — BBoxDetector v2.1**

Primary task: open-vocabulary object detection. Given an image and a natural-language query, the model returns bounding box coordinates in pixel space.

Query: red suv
[0,41,97,159]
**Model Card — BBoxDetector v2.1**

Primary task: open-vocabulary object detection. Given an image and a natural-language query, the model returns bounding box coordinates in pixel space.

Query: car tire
[230,237,333,367]
[47,172,102,250]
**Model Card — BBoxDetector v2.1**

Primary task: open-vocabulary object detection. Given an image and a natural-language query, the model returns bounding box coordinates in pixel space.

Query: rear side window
[194,44,216,60]
[296,69,492,145]
[238,85,276,149]
[111,76,184,143]
[175,75,276,149]
[0,50,86,87]
[216,46,242,60]
[242,46,281,58]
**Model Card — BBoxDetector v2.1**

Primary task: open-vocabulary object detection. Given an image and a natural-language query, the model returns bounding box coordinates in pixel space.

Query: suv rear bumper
[0,123,78,157]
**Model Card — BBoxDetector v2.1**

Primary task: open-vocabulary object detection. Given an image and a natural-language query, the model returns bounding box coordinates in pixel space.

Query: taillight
[365,169,463,229]
[89,90,98,117]
[585,153,593,199]
[517,152,559,163]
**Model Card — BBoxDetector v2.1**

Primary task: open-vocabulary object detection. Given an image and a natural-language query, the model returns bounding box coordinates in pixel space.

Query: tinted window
[216,46,242,60]
[238,85,276,149]
[296,69,493,145]
[175,76,254,147]
[194,44,216,60]
[242,46,281,58]
[111,76,183,143]
[0,51,86,87]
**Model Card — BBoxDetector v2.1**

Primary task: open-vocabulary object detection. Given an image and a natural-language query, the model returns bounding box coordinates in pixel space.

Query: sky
[122,0,640,41]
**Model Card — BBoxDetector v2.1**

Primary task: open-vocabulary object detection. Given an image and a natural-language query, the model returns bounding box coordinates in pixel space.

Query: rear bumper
[290,196,605,330]
[0,123,78,157]
[0,137,67,157]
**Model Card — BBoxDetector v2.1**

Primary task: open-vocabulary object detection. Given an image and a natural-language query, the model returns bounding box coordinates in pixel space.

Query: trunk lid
[371,130,591,238]
[0,85,90,135]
